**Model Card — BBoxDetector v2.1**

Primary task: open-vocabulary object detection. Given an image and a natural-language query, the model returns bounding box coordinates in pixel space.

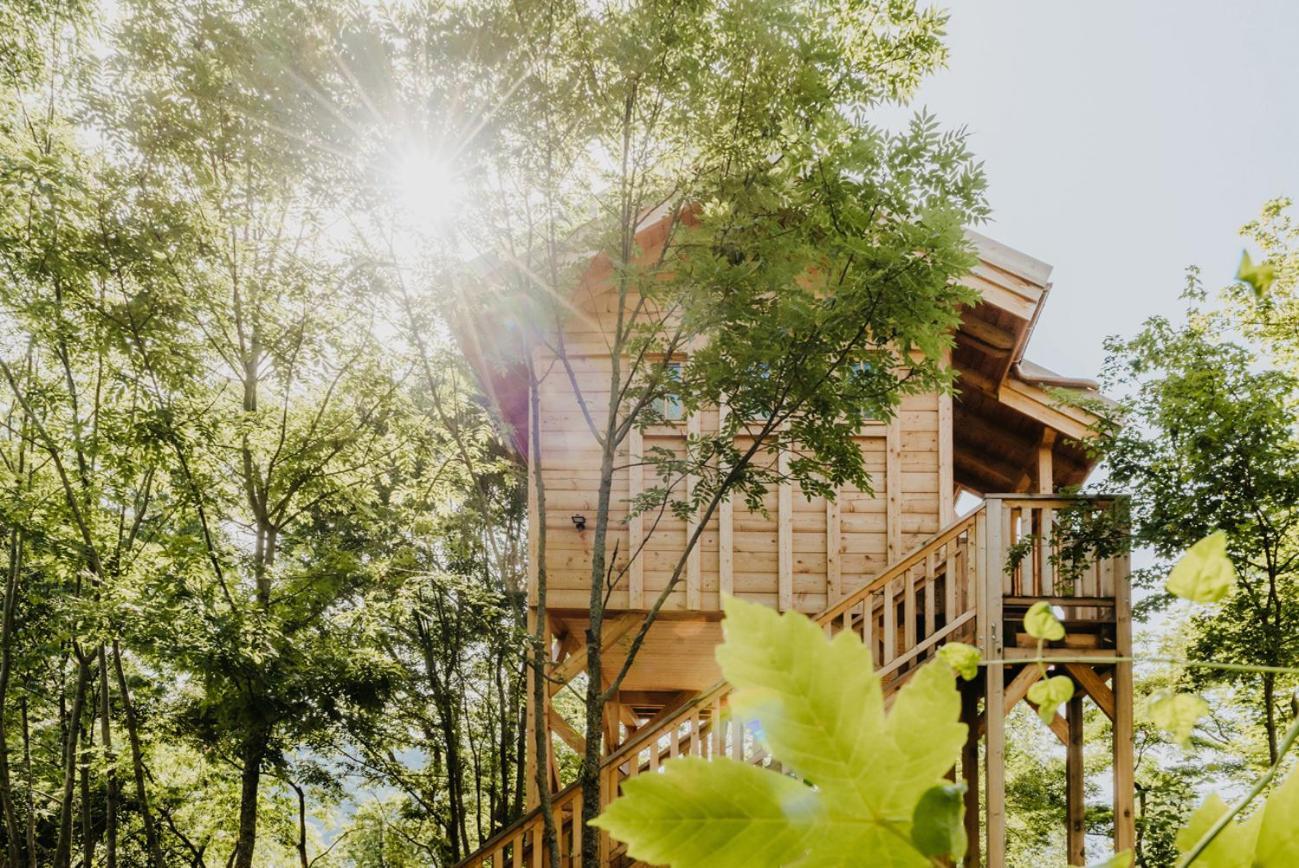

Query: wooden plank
[778,449,793,611]
[1003,665,1045,716]
[1067,692,1086,867]
[686,413,701,609]
[886,416,903,562]
[628,426,644,608]
[826,497,842,603]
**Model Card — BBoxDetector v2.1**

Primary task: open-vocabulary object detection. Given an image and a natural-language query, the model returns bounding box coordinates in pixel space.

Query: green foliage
[911,782,967,861]
[1147,692,1210,747]
[1167,531,1237,603]
[1025,601,1066,642]
[594,597,968,866]
[939,641,982,681]
[1176,763,1299,866]
[1027,676,1075,727]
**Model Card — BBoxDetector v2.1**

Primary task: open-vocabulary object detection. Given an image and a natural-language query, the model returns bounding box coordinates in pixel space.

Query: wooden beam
[1113,547,1136,853]
[548,615,639,694]
[957,314,1017,352]
[1066,692,1086,866]
[1003,665,1045,715]
[1037,429,1056,495]
[961,685,981,868]
[1064,663,1115,723]
[982,498,1006,867]
[999,379,1096,443]
[549,709,586,755]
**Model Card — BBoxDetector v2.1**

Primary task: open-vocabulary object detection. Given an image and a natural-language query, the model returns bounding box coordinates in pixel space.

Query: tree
[443,0,987,860]
[1099,285,1299,765]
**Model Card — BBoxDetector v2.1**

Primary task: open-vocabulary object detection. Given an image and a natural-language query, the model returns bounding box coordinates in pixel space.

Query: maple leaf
[593,596,968,866]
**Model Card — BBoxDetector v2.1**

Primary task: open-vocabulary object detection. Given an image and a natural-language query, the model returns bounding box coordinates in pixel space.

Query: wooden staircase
[460,495,1129,868]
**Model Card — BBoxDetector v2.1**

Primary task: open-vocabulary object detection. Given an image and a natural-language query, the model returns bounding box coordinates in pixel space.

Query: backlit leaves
[1027,675,1074,727]
[1166,531,1237,603]
[938,642,980,681]
[1024,601,1065,642]
[594,596,968,866]
[1147,691,1209,747]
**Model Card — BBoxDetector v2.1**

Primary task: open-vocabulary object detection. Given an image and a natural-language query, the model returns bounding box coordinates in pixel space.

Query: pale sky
[892,0,1299,382]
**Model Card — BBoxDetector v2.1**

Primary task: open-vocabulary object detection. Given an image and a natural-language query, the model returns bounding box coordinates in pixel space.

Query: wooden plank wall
[533,345,947,615]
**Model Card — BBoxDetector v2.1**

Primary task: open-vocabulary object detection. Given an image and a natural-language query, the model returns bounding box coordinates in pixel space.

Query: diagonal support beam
[1064,662,1115,722]
[547,614,640,695]
[548,708,586,756]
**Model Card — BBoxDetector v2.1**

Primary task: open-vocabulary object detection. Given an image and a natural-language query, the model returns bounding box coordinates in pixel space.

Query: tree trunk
[1263,672,1279,765]
[528,371,560,868]
[51,656,91,868]
[112,641,164,867]
[80,712,95,868]
[231,722,269,868]
[21,696,33,863]
[98,646,118,868]
[0,529,24,866]
[289,779,308,868]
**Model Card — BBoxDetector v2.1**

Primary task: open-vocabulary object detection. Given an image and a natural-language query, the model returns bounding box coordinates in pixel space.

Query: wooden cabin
[459,217,1133,868]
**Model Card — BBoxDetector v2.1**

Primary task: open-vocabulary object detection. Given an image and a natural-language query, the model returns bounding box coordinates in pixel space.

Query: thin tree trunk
[80,709,95,868]
[111,640,163,867]
[231,722,269,868]
[52,656,91,868]
[0,528,24,866]
[98,646,117,868]
[1263,672,1279,765]
[289,779,308,868]
[528,370,560,868]
[21,695,33,862]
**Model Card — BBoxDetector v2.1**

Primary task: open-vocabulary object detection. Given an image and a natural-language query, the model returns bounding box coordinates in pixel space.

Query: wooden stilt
[961,684,981,868]
[1113,559,1135,854]
[1066,692,1085,866]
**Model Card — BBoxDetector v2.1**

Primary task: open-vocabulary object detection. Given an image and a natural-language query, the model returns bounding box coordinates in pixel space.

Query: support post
[961,683,981,868]
[1066,691,1085,866]
[982,497,1006,866]
[1112,548,1135,854]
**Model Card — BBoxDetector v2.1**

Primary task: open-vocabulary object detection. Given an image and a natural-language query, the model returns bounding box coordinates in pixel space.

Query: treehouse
[458,215,1133,868]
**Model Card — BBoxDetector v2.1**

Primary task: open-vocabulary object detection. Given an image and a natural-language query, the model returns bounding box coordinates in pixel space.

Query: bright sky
[893,0,1299,382]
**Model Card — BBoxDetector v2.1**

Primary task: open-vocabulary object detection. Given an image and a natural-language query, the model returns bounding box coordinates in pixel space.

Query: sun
[389,147,463,231]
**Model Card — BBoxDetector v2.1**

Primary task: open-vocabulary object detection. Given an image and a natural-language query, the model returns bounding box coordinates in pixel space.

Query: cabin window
[850,361,880,421]
[656,361,685,422]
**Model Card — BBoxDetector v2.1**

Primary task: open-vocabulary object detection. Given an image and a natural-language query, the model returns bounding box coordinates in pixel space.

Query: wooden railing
[459,495,1128,868]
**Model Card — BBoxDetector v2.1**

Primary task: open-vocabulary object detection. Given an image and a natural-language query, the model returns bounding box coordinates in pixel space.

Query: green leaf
[1175,793,1262,867]
[1166,531,1237,603]
[590,756,817,867]
[1026,675,1074,726]
[599,596,968,866]
[1083,851,1133,868]
[1147,691,1208,746]
[1024,601,1065,642]
[1254,764,1299,863]
[1237,249,1276,298]
[911,783,967,861]
[938,642,980,681]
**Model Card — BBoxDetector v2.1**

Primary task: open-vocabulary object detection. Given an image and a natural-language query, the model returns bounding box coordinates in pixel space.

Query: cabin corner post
[982,497,1007,867]
[1112,540,1136,854]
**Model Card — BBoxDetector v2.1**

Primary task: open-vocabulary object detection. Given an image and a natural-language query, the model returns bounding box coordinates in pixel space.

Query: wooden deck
[461,495,1132,868]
